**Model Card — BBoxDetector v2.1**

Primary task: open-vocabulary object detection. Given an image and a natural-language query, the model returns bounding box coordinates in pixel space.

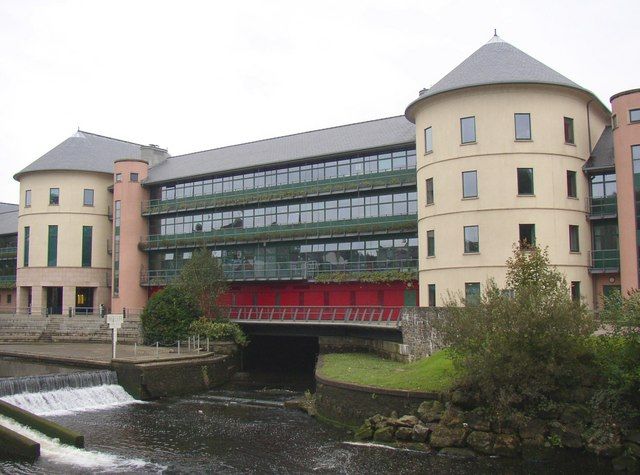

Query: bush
[436,246,596,414]
[189,317,248,347]
[141,286,201,344]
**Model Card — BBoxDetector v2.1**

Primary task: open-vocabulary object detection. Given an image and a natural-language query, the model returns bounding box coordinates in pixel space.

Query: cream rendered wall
[413,84,609,307]
[16,170,113,311]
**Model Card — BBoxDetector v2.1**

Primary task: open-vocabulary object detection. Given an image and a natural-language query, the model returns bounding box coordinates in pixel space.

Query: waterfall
[0,370,138,416]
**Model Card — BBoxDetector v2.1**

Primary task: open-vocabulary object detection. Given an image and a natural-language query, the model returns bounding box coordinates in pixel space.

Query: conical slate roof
[14,131,144,180]
[406,35,601,121]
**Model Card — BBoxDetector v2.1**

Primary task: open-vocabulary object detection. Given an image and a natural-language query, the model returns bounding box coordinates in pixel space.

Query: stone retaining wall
[318,336,410,362]
[400,307,444,360]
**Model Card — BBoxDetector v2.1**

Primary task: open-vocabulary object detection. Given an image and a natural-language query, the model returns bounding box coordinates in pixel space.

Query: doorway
[46,287,63,315]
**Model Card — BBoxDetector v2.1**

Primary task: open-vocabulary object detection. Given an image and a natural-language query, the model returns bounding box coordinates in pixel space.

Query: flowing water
[0,370,612,474]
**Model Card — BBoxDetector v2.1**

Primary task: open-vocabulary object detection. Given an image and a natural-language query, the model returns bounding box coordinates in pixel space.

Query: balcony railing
[141,169,417,216]
[139,215,417,251]
[587,196,617,219]
[223,305,403,327]
[0,247,17,260]
[0,275,16,287]
[141,258,418,286]
[589,249,620,273]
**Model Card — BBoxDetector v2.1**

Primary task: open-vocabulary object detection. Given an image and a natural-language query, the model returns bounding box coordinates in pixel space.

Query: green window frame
[564,117,575,144]
[428,284,436,307]
[47,225,58,267]
[517,168,534,195]
[569,225,580,252]
[465,282,481,304]
[426,178,434,205]
[49,188,60,205]
[82,226,93,267]
[23,226,30,267]
[427,230,435,257]
[566,171,577,198]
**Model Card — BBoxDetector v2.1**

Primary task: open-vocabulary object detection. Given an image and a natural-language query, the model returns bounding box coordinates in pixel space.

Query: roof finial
[494,28,497,37]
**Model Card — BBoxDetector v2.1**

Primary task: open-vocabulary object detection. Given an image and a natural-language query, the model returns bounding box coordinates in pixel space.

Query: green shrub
[436,246,596,414]
[189,317,248,347]
[141,286,201,344]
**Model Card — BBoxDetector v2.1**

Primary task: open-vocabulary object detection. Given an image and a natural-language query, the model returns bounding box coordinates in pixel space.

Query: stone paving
[0,342,207,367]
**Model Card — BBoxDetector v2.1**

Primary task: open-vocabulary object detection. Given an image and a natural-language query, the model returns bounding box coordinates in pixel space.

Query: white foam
[1,384,139,416]
[343,441,427,454]
[0,415,164,473]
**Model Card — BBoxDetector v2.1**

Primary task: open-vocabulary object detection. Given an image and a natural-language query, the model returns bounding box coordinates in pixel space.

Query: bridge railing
[223,306,403,326]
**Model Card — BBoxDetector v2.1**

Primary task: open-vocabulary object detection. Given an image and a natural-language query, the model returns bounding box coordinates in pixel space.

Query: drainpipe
[586,100,593,154]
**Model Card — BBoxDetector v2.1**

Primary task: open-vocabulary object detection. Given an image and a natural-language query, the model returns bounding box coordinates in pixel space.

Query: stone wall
[318,336,410,362]
[400,307,445,361]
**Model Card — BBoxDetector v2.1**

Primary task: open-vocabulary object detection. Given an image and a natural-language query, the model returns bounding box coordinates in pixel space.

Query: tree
[141,286,201,344]
[436,245,596,413]
[173,247,228,318]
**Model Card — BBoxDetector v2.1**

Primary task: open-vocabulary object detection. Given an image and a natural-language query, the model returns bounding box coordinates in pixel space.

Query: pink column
[611,89,640,292]
[111,160,150,313]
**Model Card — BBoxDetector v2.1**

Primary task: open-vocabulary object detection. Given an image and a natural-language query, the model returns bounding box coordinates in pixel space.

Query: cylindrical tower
[611,89,640,292]
[111,159,150,313]
[406,36,609,307]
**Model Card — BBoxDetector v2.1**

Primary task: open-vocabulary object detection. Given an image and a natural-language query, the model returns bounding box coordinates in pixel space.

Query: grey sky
[0,0,637,203]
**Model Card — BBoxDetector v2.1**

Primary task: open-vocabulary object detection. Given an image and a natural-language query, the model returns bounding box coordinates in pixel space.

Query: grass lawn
[317,350,457,392]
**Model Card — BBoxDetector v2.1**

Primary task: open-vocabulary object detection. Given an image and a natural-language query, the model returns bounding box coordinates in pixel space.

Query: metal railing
[0,247,17,259]
[589,249,620,272]
[0,275,16,284]
[223,305,403,326]
[139,215,417,251]
[586,196,617,219]
[141,169,417,216]
[140,258,418,286]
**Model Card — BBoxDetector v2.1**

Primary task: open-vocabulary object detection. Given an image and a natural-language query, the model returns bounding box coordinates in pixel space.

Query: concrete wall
[413,84,609,307]
[318,336,410,362]
[611,89,640,292]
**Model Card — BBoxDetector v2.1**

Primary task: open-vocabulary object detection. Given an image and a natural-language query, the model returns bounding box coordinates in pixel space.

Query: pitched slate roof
[584,126,614,171]
[146,116,415,185]
[0,203,18,236]
[406,35,605,121]
[14,131,144,180]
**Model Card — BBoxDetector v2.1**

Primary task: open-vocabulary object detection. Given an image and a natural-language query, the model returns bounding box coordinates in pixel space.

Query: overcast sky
[0,0,637,203]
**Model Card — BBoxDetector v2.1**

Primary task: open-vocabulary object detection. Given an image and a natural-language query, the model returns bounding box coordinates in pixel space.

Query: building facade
[3,36,639,315]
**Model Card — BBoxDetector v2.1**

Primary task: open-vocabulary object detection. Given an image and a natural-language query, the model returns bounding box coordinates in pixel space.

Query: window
[571,281,580,302]
[517,168,534,195]
[612,114,618,129]
[564,117,575,144]
[519,224,536,249]
[6,294,11,304]
[115,173,122,183]
[82,226,92,267]
[427,230,435,257]
[428,284,436,307]
[460,116,476,144]
[83,189,94,206]
[130,172,139,182]
[424,127,433,153]
[464,225,479,253]
[426,178,434,205]
[569,225,580,252]
[47,225,58,267]
[49,188,59,205]
[566,171,577,198]
[23,226,29,267]
[25,190,31,208]
[633,145,640,173]
[514,113,531,140]
[630,109,640,123]
[465,283,481,304]
[462,170,478,198]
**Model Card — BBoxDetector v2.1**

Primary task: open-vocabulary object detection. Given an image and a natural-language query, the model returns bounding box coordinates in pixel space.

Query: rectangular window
[460,116,476,144]
[571,281,580,302]
[566,171,577,198]
[612,114,618,129]
[517,168,534,195]
[81,226,92,267]
[462,170,478,198]
[23,226,30,267]
[25,189,31,208]
[427,230,435,257]
[569,225,580,252]
[564,117,575,144]
[115,173,122,183]
[630,109,640,123]
[49,188,59,205]
[47,225,58,267]
[514,113,531,140]
[424,127,433,153]
[83,189,94,206]
[428,284,436,307]
[465,282,481,304]
[464,225,479,253]
[426,178,434,205]
[633,145,640,174]
[130,172,139,182]
[519,223,536,249]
